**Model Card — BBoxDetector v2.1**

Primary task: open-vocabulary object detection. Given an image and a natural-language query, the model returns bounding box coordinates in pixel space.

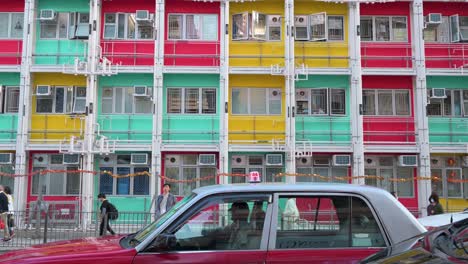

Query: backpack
[107,202,119,220]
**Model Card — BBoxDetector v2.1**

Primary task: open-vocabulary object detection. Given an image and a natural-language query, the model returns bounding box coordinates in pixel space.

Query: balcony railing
[361,42,413,68]
[29,115,85,144]
[97,114,153,143]
[0,40,22,65]
[296,116,352,143]
[429,117,468,145]
[163,115,219,144]
[165,41,220,67]
[230,41,285,67]
[229,116,285,145]
[33,40,88,65]
[295,42,349,68]
[425,43,468,69]
[101,40,155,66]
[363,117,416,145]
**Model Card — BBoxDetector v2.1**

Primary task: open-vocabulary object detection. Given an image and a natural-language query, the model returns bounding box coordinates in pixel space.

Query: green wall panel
[0,73,20,141]
[163,74,220,142]
[427,76,468,89]
[0,73,20,85]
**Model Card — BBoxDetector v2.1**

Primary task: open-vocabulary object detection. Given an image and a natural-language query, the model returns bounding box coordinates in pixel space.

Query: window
[40,12,89,39]
[423,16,450,43]
[0,86,20,113]
[296,156,348,183]
[364,156,414,197]
[450,15,468,42]
[232,88,282,115]
[147,195,269,252]
[32,154,81,195]
[294,14,344,41]
[360,16,408,42]
[296,88,346,116]
[167,88,216,114]
[99,155,150,196]
[231,155,283,184]
[232,12,282,41]
[427,89,468,117]
[275,196,386,249]
[430,157,468,199]
[362,89,410,116]
[104,13,154,40]
[36,86,87,114]
[101,87,152,114]
[164,154,216,196]
[168,14,218,41]
[0,13,24,39]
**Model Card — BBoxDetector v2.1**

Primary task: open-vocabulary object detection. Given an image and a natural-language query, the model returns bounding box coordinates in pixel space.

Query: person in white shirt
[4,186,14,238]
[154,183,177,219]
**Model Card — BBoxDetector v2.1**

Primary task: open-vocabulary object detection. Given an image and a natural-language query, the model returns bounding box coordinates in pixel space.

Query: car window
[150,196,270,252]
[274,195,386,249]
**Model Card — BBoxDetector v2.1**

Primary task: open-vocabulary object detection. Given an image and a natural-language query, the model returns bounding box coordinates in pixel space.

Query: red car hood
[0,235,137,264]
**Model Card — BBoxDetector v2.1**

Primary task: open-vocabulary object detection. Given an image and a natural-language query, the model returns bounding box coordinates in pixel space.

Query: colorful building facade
[0,0,467,220]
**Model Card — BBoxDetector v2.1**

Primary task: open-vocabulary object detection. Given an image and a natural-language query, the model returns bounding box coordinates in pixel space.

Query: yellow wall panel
[295,1,349,68]
[440,199,468,212]
[230,0,285,67]
[229,75,286,144]
[31,73,86,142]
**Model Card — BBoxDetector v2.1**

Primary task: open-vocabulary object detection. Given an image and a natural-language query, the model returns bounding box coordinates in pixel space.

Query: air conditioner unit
[270,89,281,99]
[0,153,13,165]
[426,13,442,25]
[99,156,113,166]
[314,157,330,166]
[365,157,377,167]
[63,154,80,165]
[33,154,48,166]
[431,88,446,99]
[134,86,149,97]
[463,156,468,167]
[266,154,283,166]
[39,10,56,21]
[131,153,148,165]
[295,15,309,40]
[36,85,51,96]
[296,89,309,101]
[430,157,444,168]
[232,155,247,166]
[268,15,281,26]
[199,154,216,166]
[398,155,418,167]
[136,10,151,21]
[296,157,312,166]
[332,155,351,167]
[165,155,180,165]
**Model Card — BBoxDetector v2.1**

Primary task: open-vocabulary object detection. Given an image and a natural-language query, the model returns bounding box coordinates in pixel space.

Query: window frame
[167,13,219,41]
[0,86,20,114]
[232,12,282,42]
[103,12,155,40]
[35,86,87,114]
[362,89,411,117]
[100,86,153,115]
[295,88,347,116]
[268,192,390,250]
[0,12,24,39]
[39,12,89,40]
[231,88,282,116]
[423,16,450,43]
[31,164,81,196]
[427,89,467,117]
[294,14,345,42]
[360,16,408,42]
[166,87,217,115]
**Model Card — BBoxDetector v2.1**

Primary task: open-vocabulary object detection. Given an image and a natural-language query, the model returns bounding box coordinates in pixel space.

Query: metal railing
[162,115,219,144]
[97,114,153,142]
[101,40,155,66]
[296,116,352,143]
[428,118,468,144]
[363,117,417,145]
[295,42,349,68]
[425,43,468,69]
[0,40,22,65]
[361,42,413,68]
[165,41,220,67]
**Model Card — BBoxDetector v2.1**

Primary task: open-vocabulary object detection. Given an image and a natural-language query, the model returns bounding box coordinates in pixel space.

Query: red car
[0,184,426,264]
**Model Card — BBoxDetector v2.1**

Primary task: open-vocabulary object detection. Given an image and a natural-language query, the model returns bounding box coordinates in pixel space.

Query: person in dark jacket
[427,192,444,216]
[98,193,116,236]
[154,183,177,219]
[0,185,10,241]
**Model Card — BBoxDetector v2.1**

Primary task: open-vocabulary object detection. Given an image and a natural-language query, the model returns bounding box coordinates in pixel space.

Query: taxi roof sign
[249,171,261,183]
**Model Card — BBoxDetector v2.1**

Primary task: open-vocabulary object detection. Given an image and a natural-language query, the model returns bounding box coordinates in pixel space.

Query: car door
[133,194,273,264]
[266,193,388,264]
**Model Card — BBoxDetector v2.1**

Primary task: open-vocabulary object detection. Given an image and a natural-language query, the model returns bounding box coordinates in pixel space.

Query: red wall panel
[0,1,24,65]
[362,76,416,143]
[360,2,412,68]
[164,0,220,66]
[424,3,468,69]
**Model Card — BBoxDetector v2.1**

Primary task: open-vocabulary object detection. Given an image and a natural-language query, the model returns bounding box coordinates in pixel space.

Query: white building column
[348,2,364,183]
[219,0,230,184]
[14,0,35,212]
[411,0,431,216]
[284,0,295,183]
[151,0,165,207]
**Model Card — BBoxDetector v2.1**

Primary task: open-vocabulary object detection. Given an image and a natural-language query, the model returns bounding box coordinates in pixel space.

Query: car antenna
[450,214,453,224]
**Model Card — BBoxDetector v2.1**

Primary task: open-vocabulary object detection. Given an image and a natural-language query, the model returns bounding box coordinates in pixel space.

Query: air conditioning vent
[36,85,51,96]
[268,15,281,26]
[134,86,149,97]
[431,88,446,99]
[296,157,312,166]
[332,155,351,167]
[131,154,148,165]
[136,10,150,21]
[63,154,80,165]
[296,89,309,101]
[295,15,309,40]
[430,157,444,168]
[0,153,13,164]
[199,154,216,166]
[100,156,113,166]
[232,155,247,166]
[270,89,281,99]
[165,155,180,165]
[365,157,376,167]
[314,157,330,166]
[266,154,283,166]
[39,10,56,21]
[398,155,418,167]
[33,154,48,166]
[426,13,442,25]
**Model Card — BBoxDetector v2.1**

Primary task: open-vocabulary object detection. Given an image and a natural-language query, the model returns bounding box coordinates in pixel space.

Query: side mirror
[150,233,177,252]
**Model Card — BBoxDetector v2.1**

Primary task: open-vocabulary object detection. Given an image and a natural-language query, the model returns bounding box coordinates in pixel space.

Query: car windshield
[129,193,196,247]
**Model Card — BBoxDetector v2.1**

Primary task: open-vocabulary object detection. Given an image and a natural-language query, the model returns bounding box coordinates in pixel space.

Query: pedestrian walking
[0,185,10,242]
[154,183,177,219]
[427,192,444,216]
[98,193,116,236]
[4,186,14,238]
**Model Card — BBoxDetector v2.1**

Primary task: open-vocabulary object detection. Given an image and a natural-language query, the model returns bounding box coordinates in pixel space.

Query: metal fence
[0,210,153,249]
